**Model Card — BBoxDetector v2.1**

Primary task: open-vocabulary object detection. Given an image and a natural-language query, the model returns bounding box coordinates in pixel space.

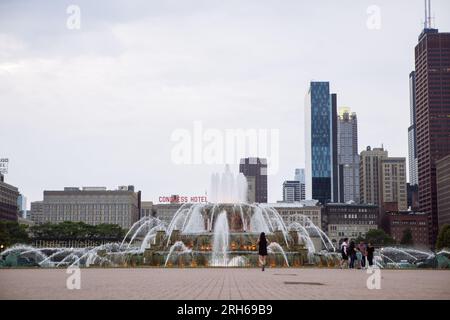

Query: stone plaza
[1,268,449,300]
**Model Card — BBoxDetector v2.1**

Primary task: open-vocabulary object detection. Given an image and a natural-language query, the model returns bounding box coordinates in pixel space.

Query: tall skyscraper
[360,146,388,206]
[282,180,301,203]
[239,157,267,203]
[414,2,450,245]
[294,168,306,200]
[408,71,418,186]
[331,94,339,203]
[337,107,360,203]
[305,81,338,204]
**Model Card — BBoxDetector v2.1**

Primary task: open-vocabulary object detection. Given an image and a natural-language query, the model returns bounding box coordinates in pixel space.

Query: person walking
[348,240,357,269]
[257,232,268,271]
[367,242,375,267]
[340,238,349,268]
[359,241,367,269]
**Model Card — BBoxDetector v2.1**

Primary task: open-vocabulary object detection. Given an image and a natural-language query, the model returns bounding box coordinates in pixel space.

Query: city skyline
[1,0,450,206]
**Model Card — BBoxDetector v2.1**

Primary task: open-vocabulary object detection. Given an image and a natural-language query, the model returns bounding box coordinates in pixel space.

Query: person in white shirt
[340,238,349,269]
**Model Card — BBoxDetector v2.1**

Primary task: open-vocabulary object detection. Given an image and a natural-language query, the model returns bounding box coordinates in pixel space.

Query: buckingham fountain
[1,165,449,269]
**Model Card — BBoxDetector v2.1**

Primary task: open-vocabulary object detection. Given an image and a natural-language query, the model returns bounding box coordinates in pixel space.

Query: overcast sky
[1,0,450,207]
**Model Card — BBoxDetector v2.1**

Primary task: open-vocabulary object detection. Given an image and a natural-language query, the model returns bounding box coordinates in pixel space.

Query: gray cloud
[1,0,450,206]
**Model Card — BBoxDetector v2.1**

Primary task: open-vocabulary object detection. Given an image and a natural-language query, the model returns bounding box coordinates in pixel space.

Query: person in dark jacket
[348,240,357,269]
[257,232,268,271]
[367,242,375,267]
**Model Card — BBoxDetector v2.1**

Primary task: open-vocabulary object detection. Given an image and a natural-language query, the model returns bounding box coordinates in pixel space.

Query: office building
[337,107,359,203]
[414,6,450,244]
[381,157,408,212]
[29,201,44,225]
[141,201,154,218]
[33,186,141,228]
[305,82,338,204]
[154,203,185,224]
[282,180,301,203]
[383,211,428,247]
[359,146,388,206]
[322,203,379,246]
[294,168,306,200]
[0,173,19,221]
[17,194,27,219]
[272,201,321,228]
[239,157,267,203]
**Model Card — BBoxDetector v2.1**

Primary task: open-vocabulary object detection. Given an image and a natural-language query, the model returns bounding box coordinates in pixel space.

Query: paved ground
[1,268,449,300]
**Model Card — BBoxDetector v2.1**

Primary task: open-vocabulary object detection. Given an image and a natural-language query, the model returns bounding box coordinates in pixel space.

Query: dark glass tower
[239,157,268,203]
[305,82,337,204]
[415,26,450,246]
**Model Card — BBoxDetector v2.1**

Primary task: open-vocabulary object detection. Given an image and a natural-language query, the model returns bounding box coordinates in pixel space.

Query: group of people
[257,233,376,271]
[340,238,375,269]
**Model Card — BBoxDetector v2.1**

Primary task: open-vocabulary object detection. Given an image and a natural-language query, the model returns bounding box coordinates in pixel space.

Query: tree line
[0,221,126,247]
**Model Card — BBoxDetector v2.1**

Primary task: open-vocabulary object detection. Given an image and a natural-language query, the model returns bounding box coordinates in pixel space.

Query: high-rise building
[359,147,408,211]
[0,173,19,221]
[239,157,267,203]
[331,94,339,203]
[33,186,141,228]
[17,194,27,219]
[359,146,388,206]
[282,180,301,203]
[436,155,450,230]
[294,168,306,200]
[305,82,338,204]
[337,107,360,203]
[408,71,419,186]
[407,183,420,211]
[359,147,407,213]
[381,157,408,212]
[414,4,450,245]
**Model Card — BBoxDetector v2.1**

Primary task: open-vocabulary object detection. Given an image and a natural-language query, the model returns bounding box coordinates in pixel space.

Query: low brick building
[383,211,428,247]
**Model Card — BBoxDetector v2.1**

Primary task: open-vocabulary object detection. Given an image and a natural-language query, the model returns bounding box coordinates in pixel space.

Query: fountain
[13,166,449,269]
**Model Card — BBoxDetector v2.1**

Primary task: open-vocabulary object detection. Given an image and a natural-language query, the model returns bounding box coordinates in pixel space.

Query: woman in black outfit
[257,232,268,271]
[367,242,375,267]
[348,241,357,269]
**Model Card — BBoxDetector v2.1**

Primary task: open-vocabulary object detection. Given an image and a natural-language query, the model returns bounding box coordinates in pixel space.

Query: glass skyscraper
[305,82,336,204]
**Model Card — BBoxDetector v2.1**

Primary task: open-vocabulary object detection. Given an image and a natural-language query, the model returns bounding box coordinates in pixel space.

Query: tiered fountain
[141,165,311,267]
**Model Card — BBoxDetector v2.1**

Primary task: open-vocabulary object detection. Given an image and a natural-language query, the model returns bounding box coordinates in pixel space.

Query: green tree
[364,229,395,246]
[0,221,30,247]
[30,222,125,241]
[400,228,414,246]
[436,224,450,250]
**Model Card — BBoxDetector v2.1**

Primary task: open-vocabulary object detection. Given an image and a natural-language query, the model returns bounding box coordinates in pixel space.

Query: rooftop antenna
[424,0,427,29]
[428,0,432,29]
[424,0,433,29]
